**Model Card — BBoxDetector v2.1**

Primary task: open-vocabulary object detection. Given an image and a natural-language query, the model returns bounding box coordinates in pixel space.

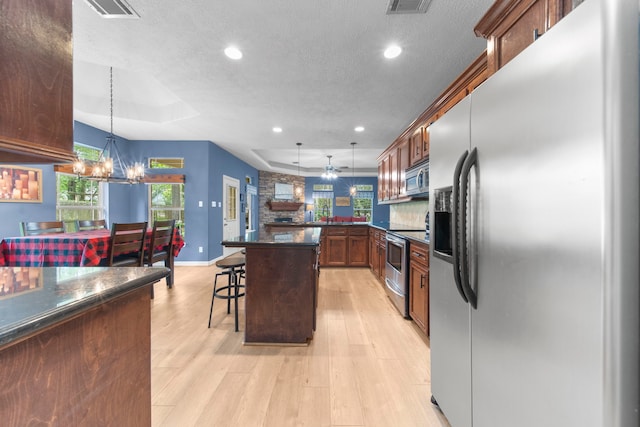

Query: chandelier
[73,67,145,184]
[321,155,338,180]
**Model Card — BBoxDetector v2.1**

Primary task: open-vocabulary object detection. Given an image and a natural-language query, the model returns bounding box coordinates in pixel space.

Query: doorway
[222,175,241,256]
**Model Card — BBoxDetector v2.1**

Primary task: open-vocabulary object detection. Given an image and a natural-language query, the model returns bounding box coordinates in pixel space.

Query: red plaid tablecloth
[0,228,184,267]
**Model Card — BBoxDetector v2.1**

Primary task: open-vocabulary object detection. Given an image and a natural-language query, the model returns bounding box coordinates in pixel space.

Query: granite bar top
[264,221,370,227]
[222,227,322,247]
[0,266,169,348]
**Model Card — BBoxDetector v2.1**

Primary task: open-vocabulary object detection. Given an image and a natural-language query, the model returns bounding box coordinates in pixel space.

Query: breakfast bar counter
[222,227,321,344]
[0,266,169,426]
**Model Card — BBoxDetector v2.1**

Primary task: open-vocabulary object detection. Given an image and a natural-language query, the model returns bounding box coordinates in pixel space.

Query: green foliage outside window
[56,144,103,223]
[353,197,373,222]
[150,183,185,235]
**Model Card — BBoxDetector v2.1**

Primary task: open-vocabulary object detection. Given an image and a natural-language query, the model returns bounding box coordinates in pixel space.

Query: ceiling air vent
[83,0,140,18]
[386,0,432,14]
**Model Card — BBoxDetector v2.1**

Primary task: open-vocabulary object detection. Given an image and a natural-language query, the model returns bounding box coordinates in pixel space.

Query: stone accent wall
[259,170,305,226]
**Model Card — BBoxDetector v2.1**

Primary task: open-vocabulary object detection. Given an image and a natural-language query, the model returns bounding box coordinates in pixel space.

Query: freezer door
[469,1,611,426]
[429,96,472,427]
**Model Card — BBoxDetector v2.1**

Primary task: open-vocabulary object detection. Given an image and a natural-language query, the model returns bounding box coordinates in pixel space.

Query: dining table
[0,228,185,267]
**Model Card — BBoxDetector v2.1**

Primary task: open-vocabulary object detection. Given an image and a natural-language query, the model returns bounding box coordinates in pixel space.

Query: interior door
[222,175,241,256]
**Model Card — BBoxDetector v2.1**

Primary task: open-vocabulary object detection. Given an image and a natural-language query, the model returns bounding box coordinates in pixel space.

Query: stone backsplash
[259,170,305,226]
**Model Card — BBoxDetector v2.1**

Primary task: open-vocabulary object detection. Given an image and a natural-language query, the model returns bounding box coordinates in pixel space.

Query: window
[148,158,185,235]
[56,144,104,223]
[352,188,374,222]
[313,190,333,221]
[149,183,185,233]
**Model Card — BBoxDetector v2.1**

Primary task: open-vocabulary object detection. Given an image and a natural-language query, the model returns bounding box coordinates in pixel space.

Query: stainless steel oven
[385,232,409,318]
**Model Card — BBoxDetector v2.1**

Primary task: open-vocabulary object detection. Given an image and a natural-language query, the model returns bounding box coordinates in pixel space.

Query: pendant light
[295,142,303,198]
[350,142,357,196]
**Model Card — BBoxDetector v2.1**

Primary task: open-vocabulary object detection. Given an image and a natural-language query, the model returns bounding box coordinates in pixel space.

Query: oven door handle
[385,278,404,297]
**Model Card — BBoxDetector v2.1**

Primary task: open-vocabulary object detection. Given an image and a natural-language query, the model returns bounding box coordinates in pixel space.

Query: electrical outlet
[198,246,203,253]
[198,201,203,207]
[211,201,215,207]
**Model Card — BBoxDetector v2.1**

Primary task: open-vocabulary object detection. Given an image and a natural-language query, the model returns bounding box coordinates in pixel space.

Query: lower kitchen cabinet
[409,240,429,335]
[348,227,369,266]
[321,225,370,267]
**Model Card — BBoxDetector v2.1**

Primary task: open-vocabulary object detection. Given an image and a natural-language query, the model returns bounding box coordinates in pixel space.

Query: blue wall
[0,122,259,263]
[303,176,389,222]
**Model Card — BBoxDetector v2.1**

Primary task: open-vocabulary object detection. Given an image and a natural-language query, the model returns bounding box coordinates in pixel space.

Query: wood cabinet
[398,138,410,197]
[409,240,429,335]
[377,54,487,203]
[389,148,399,200]
[321,226,369,267]
[410,127,426,167]
[368,227,386,284]
[348,227,369,266]
[475,0,573,76]
[0,0,75,163]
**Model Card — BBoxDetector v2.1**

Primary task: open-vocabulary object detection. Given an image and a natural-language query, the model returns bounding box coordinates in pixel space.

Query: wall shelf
[266,201,304,211]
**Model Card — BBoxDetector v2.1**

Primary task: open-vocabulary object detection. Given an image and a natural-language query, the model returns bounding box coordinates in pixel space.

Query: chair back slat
[149,220,175,255]
[77,219,107,231]
[107,222,147,267]
[20,221,65,236]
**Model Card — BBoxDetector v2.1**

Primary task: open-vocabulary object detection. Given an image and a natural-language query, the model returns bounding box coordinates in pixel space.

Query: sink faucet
[322,206,330,224]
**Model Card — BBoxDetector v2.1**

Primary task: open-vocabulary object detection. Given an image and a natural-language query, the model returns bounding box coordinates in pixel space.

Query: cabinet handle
[412,251,424,258]
[420,274,425,288]
[533,28,540,41]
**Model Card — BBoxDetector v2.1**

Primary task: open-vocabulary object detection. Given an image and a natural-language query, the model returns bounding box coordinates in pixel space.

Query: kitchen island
[222,227,321,344]
[0,266,168,426]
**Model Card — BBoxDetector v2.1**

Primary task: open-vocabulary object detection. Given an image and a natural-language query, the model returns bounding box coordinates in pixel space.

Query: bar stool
[208,253,246,332]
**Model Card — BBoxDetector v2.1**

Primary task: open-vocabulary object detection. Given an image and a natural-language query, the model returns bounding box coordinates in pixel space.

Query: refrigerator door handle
[460,147,478,309]
[452,150,469,303]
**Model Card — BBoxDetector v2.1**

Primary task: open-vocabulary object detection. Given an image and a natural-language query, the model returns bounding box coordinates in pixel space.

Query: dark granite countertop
[390,230,430,245]
[0,266,169,348]
[264,221,370,227]
[265,221,425,232]
[222,227,322,247]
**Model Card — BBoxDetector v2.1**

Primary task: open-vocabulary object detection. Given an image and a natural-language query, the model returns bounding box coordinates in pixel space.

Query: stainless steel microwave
[405,162,429,196]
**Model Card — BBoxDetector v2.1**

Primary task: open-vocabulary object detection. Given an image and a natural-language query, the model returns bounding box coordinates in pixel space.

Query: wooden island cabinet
[0,266,169,427]
[222,227,321,344]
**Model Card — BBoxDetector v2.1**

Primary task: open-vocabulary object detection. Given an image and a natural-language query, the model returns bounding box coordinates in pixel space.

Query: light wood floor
[150,265,451,427]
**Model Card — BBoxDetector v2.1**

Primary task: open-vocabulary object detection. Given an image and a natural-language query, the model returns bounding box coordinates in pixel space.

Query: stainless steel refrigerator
[428,1,639,426]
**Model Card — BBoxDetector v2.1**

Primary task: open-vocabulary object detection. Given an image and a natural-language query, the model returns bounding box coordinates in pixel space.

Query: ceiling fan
[321,155,342,179]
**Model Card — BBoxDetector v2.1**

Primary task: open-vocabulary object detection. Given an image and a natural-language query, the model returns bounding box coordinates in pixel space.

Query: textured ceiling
[72,0,494,176]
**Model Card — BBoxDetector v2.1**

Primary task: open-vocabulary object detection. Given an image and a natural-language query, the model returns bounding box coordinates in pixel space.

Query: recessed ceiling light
[272,127,283,133]
[224,46,243,60]
[384,45,402,59]
[355,126,365,132]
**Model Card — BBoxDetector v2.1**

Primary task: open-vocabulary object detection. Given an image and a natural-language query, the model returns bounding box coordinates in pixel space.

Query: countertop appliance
[429,2,639,427]
[405,162,429,197]
[384,232,409,318]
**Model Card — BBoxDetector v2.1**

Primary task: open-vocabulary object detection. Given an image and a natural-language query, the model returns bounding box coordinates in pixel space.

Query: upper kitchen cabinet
[409,127,426,167]
[474,0,574,76]
[0,0,75,163]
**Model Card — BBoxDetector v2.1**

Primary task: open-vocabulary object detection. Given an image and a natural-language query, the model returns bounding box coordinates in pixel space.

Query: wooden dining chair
[145,220,176,288]
[106,222,147,267]
[76,219,107,231]
[20,221,65,236]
